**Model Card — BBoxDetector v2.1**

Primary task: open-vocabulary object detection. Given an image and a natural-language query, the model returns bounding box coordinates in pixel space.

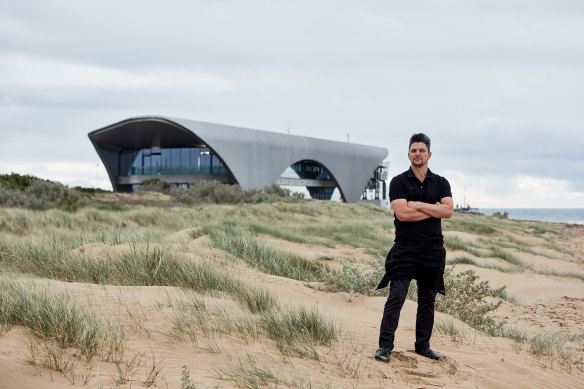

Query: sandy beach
[0,202,582,388]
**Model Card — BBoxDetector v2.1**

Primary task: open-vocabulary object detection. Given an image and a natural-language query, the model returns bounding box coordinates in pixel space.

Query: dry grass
[0,199,583,387]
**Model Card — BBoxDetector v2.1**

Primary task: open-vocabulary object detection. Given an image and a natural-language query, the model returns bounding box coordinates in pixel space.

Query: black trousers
[378,272,439,350]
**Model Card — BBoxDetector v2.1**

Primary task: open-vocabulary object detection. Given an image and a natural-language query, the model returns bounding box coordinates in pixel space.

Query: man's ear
[428,151,432,159]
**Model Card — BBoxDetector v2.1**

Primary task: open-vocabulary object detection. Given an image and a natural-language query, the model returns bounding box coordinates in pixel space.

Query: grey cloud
[1,1,583,205]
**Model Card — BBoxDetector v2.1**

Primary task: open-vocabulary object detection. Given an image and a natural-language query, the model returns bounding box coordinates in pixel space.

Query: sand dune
[0,207,583,388]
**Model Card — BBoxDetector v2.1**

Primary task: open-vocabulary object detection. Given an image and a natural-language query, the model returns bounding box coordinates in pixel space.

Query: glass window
[170,148,180,171]
[211,154,225,174]
[131,150,142,175]
[162,149,171,171]
[180,148,190,171]
[151,154,161,174]
[119,151,129,176]
[199,148,210,174]
[143,155,151,174]
[199,149,211,165]
[119,147,230,176]
[190,148,199,172]
[133,150,143,168]
[119,150,141,175]
[211,154,223,167]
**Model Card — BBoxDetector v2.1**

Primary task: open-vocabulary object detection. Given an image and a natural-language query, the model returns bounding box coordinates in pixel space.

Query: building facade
[88,116,389,203]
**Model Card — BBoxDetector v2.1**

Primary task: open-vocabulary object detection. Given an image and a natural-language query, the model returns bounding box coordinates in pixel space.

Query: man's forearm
[395,207,432,222]
[408,201,453,219]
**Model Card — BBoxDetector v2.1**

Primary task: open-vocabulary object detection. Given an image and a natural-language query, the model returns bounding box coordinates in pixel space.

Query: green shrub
[0,178,86,211]
[136,178,171,194]
[435,267,505,335]
[323,261,505,334]
[0,173,37,190]
[0,184,22,208]
[322,260,385,296]
[170,181,302,205]
[72,186,110,195]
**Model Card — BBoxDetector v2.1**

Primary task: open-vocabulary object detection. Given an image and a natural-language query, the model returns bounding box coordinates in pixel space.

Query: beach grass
[0,277,103,356]
[1,199,583,385]
[434,318,471,344]
[204,221,328,282]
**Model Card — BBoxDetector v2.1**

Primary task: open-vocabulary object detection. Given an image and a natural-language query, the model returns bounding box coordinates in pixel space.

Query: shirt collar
[407,167,434,180]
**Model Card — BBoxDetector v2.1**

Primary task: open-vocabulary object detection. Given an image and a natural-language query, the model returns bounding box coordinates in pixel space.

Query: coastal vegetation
[0,176,582,387]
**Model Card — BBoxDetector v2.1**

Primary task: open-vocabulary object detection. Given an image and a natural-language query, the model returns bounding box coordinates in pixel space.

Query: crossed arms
[391,197,454,222]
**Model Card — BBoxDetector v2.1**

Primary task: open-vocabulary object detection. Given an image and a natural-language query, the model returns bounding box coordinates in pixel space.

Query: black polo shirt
[377,167,452,291]
[389,167,452,248]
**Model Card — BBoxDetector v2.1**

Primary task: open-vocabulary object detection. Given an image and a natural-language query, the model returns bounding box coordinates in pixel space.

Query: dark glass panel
[119,147,230,176]
[151,154,161,174]
[143,155,151,174]
[307,187,334,200]
[199,148,211,174]
[161,149,171,169]
[190,148,198,171]
[180,148,190,172]
[211,155,223,167]
[132,150,143,174]
[291,160,332,180]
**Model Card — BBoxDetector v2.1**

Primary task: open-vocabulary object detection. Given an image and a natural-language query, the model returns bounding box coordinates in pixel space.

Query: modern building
[88,116,389,203]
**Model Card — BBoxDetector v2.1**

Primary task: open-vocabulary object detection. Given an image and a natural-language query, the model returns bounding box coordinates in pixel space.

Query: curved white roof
[88,116,388,202]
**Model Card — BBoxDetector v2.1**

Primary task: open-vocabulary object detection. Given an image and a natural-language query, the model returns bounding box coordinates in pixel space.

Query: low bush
[0,175,86,211]
[171,181,303,205]
[434,268,505,335]
[323,261,505,334]
[322,260,386,296]
[136,178,171,194]
[0,173,38,190]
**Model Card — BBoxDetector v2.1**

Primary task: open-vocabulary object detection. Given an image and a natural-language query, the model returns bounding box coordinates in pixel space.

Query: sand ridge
[1,217,583,388]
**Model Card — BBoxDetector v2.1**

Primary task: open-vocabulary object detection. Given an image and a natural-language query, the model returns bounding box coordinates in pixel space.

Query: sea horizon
[479,208,584,225]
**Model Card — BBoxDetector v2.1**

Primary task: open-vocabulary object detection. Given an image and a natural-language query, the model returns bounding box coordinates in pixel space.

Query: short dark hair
[409,133,431,151]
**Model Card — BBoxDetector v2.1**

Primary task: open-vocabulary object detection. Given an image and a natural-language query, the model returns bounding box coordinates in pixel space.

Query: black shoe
[375,347,391,362]
[415,346,444,360]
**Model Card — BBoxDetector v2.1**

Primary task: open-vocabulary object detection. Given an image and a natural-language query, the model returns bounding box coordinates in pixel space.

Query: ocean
[480,208,584,225]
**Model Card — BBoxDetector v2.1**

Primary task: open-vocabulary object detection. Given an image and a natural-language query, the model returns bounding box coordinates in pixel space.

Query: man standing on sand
[375,133,453,363]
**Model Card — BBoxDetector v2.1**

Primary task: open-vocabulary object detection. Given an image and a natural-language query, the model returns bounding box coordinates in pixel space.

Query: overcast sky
[1,0,583,208]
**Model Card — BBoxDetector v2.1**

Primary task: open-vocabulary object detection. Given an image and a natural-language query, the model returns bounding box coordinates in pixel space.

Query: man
[375,133,453,363]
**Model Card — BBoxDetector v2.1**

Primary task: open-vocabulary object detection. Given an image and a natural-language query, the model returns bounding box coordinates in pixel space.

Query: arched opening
[89,118,237,191]
[276,159,343,201]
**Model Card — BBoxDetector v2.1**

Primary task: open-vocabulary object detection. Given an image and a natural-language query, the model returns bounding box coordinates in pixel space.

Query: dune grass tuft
[204,222,328,282]
[444,216,496,235]
[0,278,103,357]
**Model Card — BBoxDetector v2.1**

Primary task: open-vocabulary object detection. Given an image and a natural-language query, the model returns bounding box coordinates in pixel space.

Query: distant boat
[454,204,483,215]
[454,187,483,215]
